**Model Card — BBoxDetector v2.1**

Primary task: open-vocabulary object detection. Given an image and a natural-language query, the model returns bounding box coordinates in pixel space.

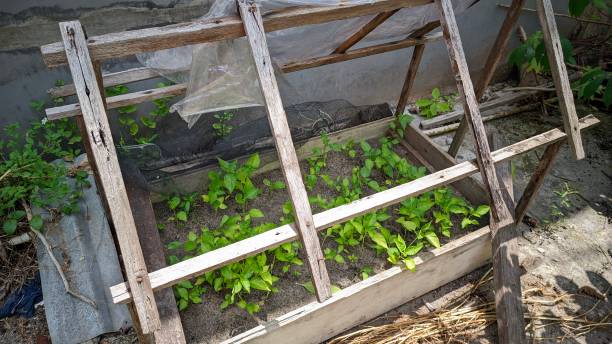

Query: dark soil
[153,138,487,344]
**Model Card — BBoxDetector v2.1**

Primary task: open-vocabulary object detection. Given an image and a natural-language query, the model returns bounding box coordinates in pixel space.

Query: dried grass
[330,270,611,344]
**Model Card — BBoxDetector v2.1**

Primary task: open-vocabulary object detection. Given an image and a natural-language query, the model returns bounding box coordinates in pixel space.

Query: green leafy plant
[389,112,414,139]
[415,88,454,119]
[574,67,612,107]
[166,193,197,223]
[202,153,261,211]
[213,112,234,138]
[569,0,610,17]
[263,178,286,191]
[1,120,87,236]
[508,31,576,75]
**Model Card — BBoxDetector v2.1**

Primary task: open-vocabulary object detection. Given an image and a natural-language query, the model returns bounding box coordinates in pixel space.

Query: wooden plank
[239,0,331,302]
[41,0,433,67]
[48,67,162,98]
[224,226,492,344]
[395,44,426,116]
[420,90,538,130]
[403,124,489,206]
[282,31,442,73]
[124,171,187,344]
[46,33,443,120]
[46,83,186,120]
[489,133,527,344]
[434,0,511,224]
[514,141,563,224]
[59,20,161,334]
[536,0,584,160]
[448,0,526,157]
[110,115,599,304]
[331,9,399,54]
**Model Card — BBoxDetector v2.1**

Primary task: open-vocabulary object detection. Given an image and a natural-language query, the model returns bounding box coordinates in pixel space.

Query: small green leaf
[403,258,416,271]
[30,215,43,231]
[3,219,17,235]
[251,277,271,291]
[472,205,491,217]
[248,209,264,218]
[176,211,188,222]
[224,174,236,193]
[246,153,260,169]
[300,281,315,295]
[424,231,440,248]
[368,229,388,249]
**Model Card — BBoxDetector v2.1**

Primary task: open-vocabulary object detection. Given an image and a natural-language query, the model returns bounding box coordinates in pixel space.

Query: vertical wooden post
[448,0,526,157]
[434,0,511,224]
[59,20,161,334]
[394,21,440,116]
[536,0,585,160]
[395,44,426,116]
[238,0,332,302]
[515,141,563,224]
[489,133,527,344]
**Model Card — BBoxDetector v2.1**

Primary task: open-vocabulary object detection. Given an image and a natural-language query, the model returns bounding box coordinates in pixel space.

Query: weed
[213,112,234,138]
[202,153,261,211]
[508,31,575,75]
[415,88,454,119]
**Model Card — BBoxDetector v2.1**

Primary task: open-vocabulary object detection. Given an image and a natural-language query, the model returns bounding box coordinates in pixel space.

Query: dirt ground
[1,102,610,344]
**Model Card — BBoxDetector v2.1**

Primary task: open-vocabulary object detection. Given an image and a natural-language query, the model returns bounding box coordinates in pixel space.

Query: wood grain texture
[46,83,186,120]
[224,227,492,344]
[489,133,527,344]
[46,33,443,121]
[395,44,426,116]
[48,67,162,98]
[125,177,186,344]
[536,0,584,160]
[420,90,538,129]
[448,0,526,157]
[435,0,511,224]
[332,9,399,54]
[59,20,161,334]
[110,115,599,304]
[402,124,489,206]
[514,141,563,224]
[239,0,331,302]
[41,0,432,67]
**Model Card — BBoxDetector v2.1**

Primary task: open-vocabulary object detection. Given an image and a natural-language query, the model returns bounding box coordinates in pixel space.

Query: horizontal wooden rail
[45,32,442,119]
[109,115,599,304]
[41,0,432,67]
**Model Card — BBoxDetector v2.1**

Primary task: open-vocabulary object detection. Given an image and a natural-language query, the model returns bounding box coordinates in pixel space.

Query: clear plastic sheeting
[138,0,477,127]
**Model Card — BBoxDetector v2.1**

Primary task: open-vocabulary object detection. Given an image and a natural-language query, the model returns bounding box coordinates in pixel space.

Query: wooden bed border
[39,0,594,343]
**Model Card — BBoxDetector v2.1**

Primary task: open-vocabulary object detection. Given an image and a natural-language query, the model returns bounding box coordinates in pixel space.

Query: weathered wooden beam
[434,0,511,224]
[45,32,443,120]
[41,0,433,67]
[331,9,399,54]
[48,67,163,98]
[59,20,161,334]
[282,31,442,73]
[394,21,440,116]
[448,0,526,157]
[536,0,585,160]
[224,226,492,344]
[110,115,599,305]
[395,44,426,116]
[514,141,563,224]
[124,172,187,344]
[489,133,527,344]
[239,0,332,302]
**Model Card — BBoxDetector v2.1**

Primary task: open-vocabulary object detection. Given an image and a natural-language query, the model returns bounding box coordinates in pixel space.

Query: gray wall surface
[0,0,575,133]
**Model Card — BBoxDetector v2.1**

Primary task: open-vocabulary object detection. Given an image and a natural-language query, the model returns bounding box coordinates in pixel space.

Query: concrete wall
[0,0,575,133]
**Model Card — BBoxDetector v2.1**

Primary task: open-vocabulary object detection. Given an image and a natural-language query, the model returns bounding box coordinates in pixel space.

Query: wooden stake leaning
[434,0,511,224]
[536,0,585,160]
[332,9,399,54]
[58,20,161,334]
[448,0,526,157]
[238,0,332,302]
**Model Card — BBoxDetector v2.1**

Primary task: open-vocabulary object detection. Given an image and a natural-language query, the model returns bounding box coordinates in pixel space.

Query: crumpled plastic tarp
[138,0,477,127]
[0,274,42,319]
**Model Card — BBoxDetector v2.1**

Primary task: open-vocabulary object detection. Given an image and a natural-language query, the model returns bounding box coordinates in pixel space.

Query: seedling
[213,112,234,138]
[415,88,454,119]
[202,153,261,211]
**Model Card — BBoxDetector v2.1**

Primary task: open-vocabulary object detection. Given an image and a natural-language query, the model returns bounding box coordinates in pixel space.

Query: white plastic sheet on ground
[138,0,477,127]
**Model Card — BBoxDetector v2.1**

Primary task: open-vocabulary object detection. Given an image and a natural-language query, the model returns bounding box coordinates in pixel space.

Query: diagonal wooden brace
[59,21,161,334]
[238,0,332,302]
[434,0,512,225]
[536,0,585,160]
[448,0,526,157]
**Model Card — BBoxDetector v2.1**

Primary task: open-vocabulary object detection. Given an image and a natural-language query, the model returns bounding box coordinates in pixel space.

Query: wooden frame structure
[40,1,595,343]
